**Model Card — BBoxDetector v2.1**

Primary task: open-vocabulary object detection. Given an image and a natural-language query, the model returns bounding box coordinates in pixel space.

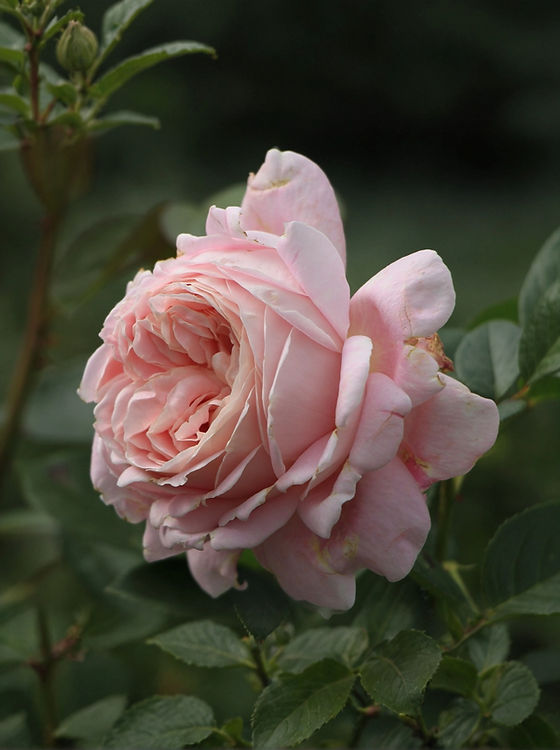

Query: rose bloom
[79,149,499,610]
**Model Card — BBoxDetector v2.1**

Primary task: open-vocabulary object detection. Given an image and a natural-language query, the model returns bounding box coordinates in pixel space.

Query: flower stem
[0,209,62,488]
[247,638,271,689]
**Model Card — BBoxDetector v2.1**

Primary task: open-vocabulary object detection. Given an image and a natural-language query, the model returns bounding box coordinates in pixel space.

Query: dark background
[4,0,560,313]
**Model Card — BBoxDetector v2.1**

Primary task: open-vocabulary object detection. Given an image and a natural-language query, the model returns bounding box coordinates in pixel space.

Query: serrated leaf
[481,661,540,727]
[437,698,480,748]
[508,715,560,748]
[104,695,215,749]
[277,627,368,674]
[455,320,521,399]
[148,620,254,669]
[482,501,560,618]
[99,0,155,62]
[55,695,127,740]
[430,655,477,697]
[17,448,142,550]
[252,659,354,749]
[91,41,215,100]
[229,567,292,640]
[467,623,510,672]
[360,630,441,715]
[0,87,28,115]
[88,109,160,132]
[41,10,84,45]
[519,227,560,326]
[0,712,31,749]
[519,279,560,383]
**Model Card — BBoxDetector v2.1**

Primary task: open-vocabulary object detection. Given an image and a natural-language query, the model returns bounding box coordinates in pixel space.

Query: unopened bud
[56,21,98,73]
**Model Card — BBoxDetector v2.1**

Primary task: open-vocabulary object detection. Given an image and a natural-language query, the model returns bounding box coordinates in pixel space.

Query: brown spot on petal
[405,333,454,373]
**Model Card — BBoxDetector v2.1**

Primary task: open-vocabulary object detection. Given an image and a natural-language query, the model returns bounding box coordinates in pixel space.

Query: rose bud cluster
[79,150,499,610]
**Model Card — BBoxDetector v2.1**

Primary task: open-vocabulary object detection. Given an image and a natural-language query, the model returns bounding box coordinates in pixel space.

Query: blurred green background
[1,0,560,742]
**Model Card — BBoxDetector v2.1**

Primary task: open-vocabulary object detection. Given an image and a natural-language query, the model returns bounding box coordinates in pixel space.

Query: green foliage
[17,448,142,550]
[430,655,478,697]
[251,659,355,749]
[359,630,441,715]
[88,109,160,132]
[55,694,127,742]
[228,566,293,640]
[519,227,560,326]
[455,320,521,399]
[90,41,216,100]
[479,661,540,727]
[437,698,480,748]
[104,695,216,749]
[508,715,560,748]
[98,0,155,65]
[482,501,560,617]
[277,626,368,673]
[0,712,31,749]
[148,620,255,668]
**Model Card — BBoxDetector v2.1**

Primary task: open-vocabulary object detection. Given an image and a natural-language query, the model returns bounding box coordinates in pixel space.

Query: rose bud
[56,21,98,73]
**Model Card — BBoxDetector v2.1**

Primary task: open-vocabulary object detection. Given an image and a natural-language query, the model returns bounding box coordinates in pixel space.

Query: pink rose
[79,149,499,610]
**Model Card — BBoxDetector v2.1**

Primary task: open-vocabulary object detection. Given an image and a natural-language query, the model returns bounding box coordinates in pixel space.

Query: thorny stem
[0,210,63,487]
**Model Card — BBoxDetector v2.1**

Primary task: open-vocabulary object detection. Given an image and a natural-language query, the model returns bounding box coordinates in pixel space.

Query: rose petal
[210,489,299,549]
[255,514,356,609]
[327,457,430,581]
[349,372,412,473]
[275,221,349,340]
[187,546,244,597]
[350,249,455,342]
[241,148,346,262]
[401,373,499,489]
[267,328,340,475]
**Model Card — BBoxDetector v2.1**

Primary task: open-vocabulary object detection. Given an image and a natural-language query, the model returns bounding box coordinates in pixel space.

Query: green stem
[444,615,491,653]
[0,210,62,488]
[249,641,271,689]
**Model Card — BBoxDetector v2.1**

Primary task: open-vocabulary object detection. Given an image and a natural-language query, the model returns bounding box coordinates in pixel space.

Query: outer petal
[350,249,455,342]
[401,374,499,489]
[275,222,349,340]
[327,458,431,581]
[240,149,346,262]
[187,546,244,597]
[254,514,356,610]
